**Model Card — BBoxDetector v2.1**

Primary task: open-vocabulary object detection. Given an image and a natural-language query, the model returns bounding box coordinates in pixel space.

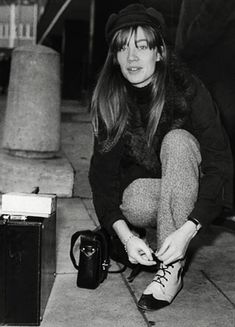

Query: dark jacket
[89,75,233,235]
[175,0,235,65]
[175,0,235,154]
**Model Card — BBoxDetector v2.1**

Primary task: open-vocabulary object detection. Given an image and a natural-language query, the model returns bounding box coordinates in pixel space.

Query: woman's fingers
[128,252,155,266]
[126,236,157,266]
[140,245,154,261]
[135,253,156,266]
[156,240,185,265]
[129,250,156,266]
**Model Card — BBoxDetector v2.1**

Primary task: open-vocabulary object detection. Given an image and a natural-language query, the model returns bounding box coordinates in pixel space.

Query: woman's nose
[127,47,138,61]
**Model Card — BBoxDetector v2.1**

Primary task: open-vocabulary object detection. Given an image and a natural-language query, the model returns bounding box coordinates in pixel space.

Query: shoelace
[152,263,174,287]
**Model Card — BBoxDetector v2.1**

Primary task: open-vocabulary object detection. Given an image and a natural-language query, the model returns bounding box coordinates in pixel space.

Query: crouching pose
[89,3,233,311]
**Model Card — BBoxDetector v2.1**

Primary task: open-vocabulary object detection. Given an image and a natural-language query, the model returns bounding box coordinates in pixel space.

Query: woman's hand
[112,219,156,266]
[156,221,198,265]
[125,235,156,266]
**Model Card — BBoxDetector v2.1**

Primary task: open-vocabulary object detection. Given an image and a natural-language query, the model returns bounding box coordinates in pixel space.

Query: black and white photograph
[0,1,234,326]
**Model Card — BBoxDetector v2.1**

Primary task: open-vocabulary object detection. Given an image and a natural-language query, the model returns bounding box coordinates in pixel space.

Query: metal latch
[2,214,27,221]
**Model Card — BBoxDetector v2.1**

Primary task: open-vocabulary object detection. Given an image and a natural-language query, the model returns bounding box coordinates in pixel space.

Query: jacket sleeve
[188,79,233,226]
[89,136,128,234]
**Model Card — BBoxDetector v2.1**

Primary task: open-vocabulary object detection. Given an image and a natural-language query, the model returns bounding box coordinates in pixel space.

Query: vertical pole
[4,24,9,40]
[9,4,16,48]
[32,4,38,44]
[0,24,3,39]
[18,23,23,39]
[26,23,30,39]
[88,0,95,85]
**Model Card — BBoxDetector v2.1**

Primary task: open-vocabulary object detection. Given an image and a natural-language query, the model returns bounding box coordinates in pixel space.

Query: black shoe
[137,294,169,311]
[137,260,184,311]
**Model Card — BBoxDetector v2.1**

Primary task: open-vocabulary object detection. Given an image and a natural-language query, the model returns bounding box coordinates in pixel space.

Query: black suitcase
[0,213,56,326]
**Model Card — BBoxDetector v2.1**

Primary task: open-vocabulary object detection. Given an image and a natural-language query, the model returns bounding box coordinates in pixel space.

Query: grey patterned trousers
[120,129,201,250]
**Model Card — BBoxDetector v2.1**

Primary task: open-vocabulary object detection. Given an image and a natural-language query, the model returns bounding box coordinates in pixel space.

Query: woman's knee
[161,129,201,164]
[120,179,158,228]
[162,129,198,149]
[121,201,156,227]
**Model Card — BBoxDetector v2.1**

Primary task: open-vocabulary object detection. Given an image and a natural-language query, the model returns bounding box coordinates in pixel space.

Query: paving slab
[188,226,235,306]
[40,274,148,327]
[83,198,100,226]
[61,118,93,199]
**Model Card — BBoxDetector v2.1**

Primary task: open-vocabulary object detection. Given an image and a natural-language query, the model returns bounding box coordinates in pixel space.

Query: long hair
[91,25,167,150]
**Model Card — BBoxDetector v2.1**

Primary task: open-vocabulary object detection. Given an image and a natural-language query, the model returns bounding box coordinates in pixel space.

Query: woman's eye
[137,45,148,50]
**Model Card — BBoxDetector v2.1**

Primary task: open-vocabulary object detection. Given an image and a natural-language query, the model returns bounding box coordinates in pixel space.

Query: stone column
[2,45,61,158]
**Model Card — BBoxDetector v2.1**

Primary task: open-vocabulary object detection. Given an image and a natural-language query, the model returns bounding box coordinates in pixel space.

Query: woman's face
[116,26,160,88]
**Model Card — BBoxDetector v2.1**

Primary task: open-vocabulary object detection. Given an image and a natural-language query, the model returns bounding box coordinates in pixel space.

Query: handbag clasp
[81,246,96,257]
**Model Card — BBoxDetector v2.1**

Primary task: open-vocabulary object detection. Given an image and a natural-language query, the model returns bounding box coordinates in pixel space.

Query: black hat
[105,3,165,44]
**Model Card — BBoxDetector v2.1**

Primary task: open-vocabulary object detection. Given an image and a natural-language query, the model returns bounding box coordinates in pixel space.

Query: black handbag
[70,227,159,289]
[70,228,110,289]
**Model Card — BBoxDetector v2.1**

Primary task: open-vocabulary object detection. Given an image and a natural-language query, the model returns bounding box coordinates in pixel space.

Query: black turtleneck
[126,82,153,128]
[127,81,152,105]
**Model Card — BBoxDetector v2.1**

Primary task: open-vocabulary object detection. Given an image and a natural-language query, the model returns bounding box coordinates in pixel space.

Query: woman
[89,4,233,311]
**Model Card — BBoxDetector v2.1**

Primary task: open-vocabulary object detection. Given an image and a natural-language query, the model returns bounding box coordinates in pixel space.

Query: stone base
[0,150,74,197]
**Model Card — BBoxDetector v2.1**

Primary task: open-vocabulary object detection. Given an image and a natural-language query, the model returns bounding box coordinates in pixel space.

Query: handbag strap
[108,265,127,274]
[70,228,127,274]
[70,230,92,270]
